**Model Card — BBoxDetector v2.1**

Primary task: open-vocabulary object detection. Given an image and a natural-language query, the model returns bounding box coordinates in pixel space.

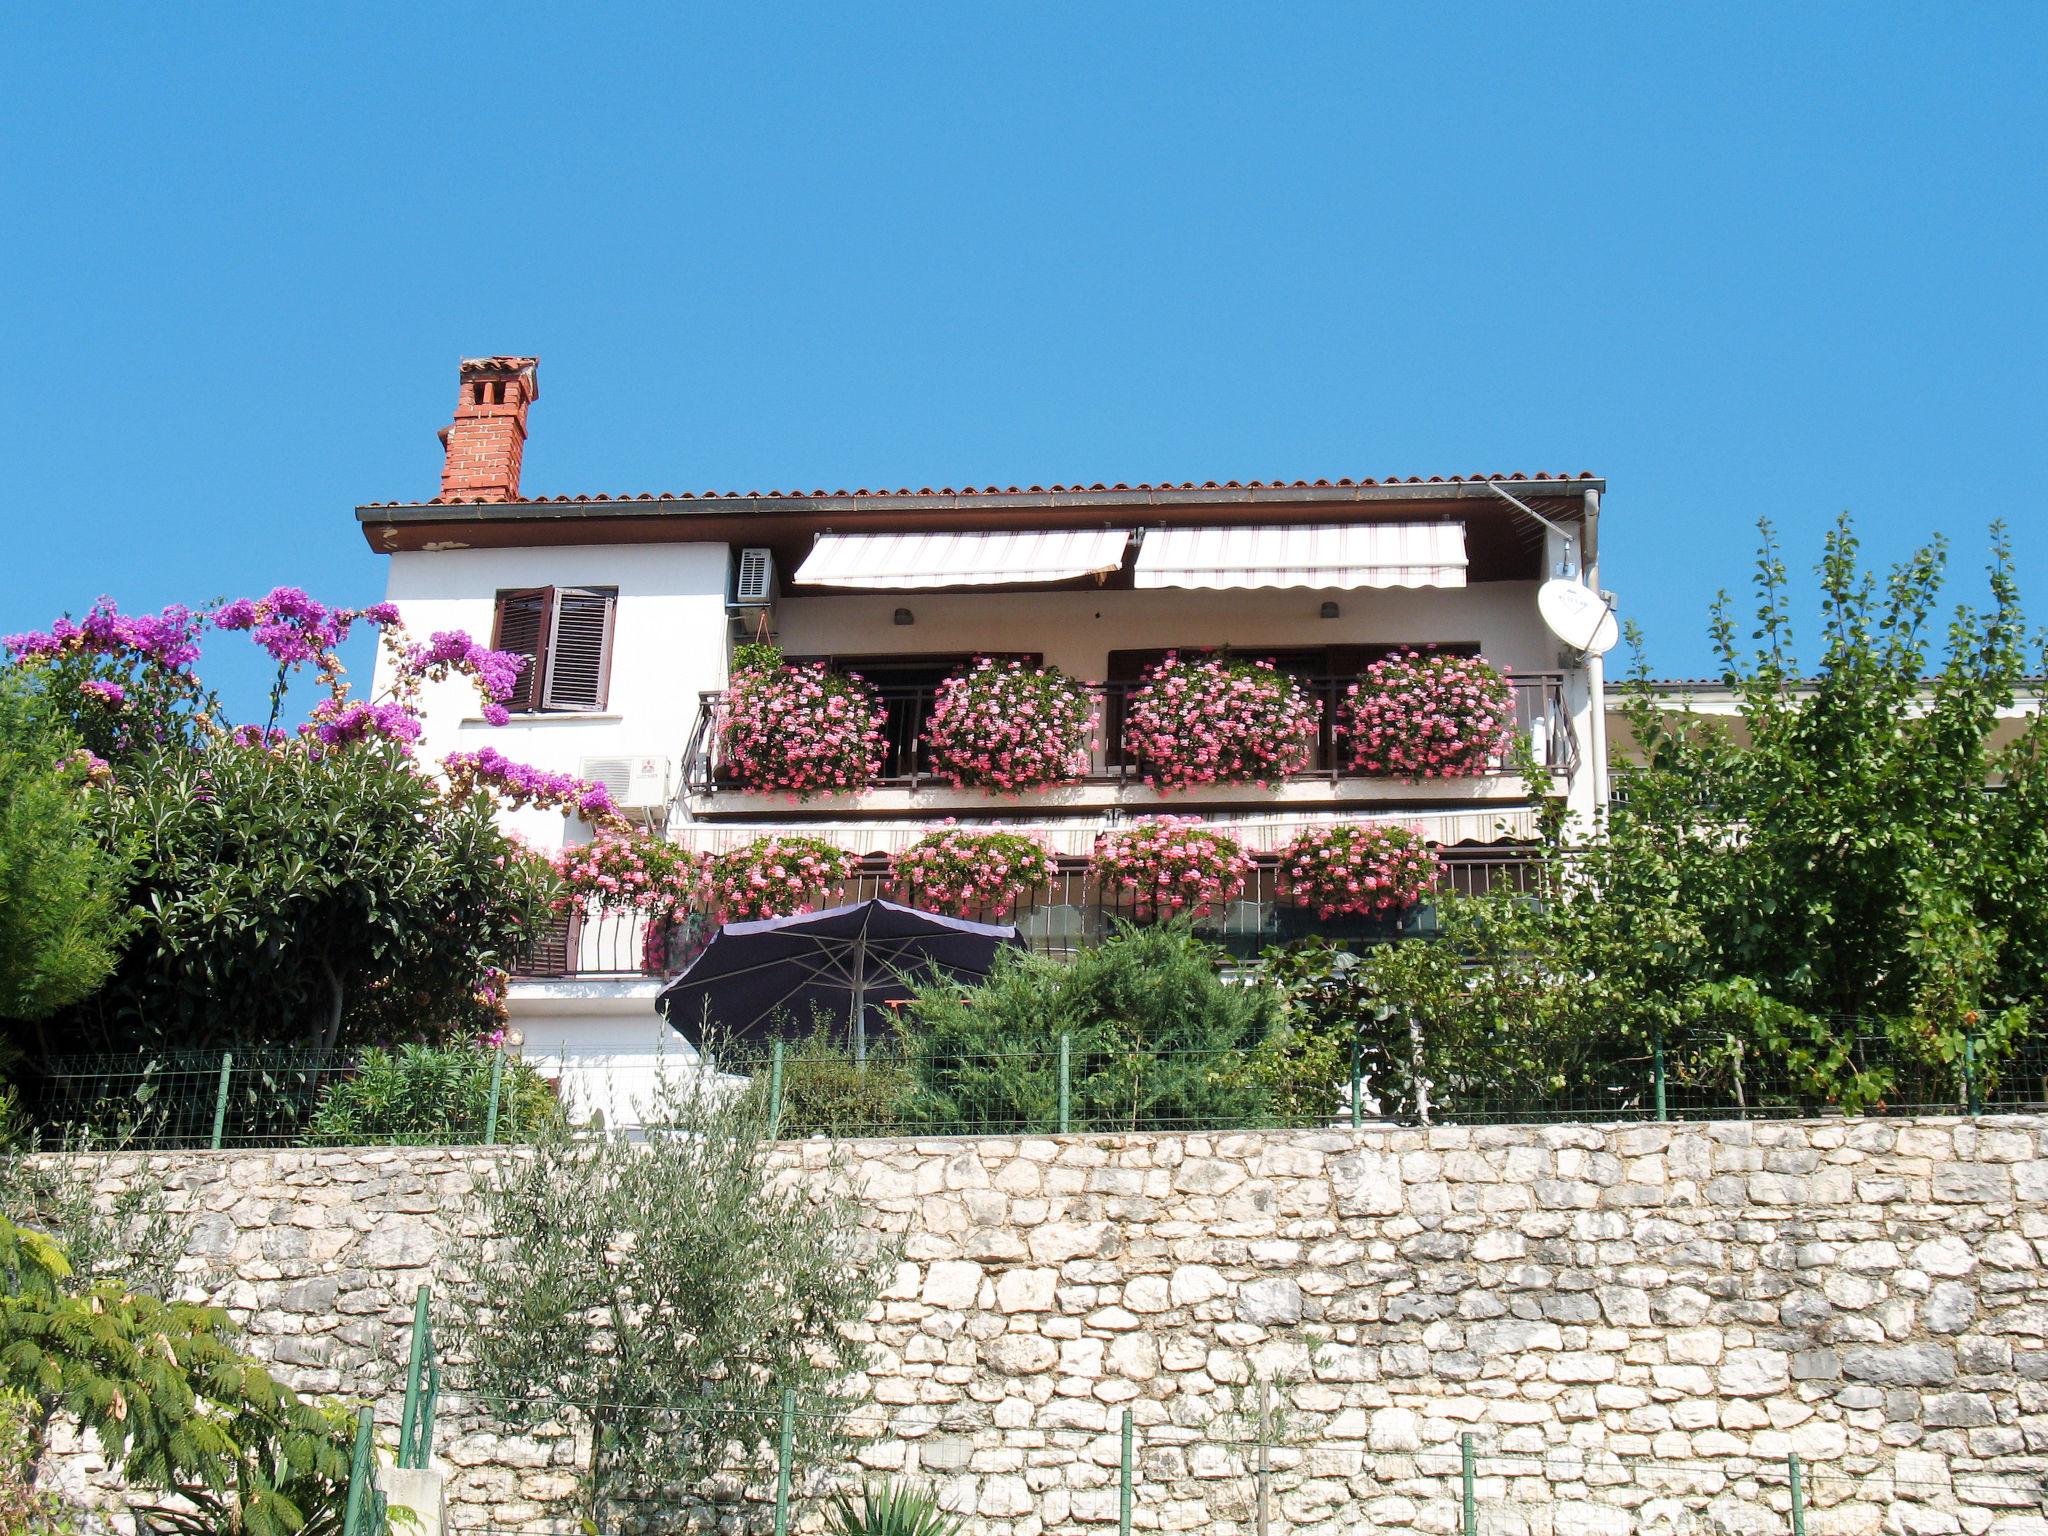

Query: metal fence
[713,1025,2035,1141]
[14,1022,2039,1151]
[513,849,1545,979]
[429,1396,2041,1536]
[682,671,1578,794]
[16,1048,524,1151]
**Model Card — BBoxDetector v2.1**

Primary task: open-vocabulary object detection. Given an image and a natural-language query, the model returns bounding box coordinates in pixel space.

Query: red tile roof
[362,470,1598,509]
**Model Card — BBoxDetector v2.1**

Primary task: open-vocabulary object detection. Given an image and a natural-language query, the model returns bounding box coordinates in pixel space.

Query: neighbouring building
[361,356,1617,1120]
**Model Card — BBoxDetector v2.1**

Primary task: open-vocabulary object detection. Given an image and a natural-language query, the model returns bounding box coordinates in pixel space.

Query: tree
[0,1214,355,1536]
[450,1070,890,1526]
[3,590,590,1069]
[902,922,1283,1133]
[1584,516,2047,1107]
[47,739,559,1057]
[0,676,130,1033]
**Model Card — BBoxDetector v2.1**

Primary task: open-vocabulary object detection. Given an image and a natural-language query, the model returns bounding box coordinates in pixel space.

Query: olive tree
[450,1069,891,1526]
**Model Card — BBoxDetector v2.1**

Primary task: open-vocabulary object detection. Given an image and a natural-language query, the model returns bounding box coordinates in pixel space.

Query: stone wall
[41,1117,2048,1536]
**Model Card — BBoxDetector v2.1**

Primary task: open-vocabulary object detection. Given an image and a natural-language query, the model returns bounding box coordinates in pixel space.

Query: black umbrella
[655,898,1023,1059]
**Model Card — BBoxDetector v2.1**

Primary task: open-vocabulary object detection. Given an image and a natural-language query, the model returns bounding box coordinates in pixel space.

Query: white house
[361,356,1618,1121]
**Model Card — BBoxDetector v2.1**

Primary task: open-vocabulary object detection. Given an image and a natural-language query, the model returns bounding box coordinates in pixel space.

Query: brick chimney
[437,356,539,502]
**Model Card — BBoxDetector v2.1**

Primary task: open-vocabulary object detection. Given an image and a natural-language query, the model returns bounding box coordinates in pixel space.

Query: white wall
[772,580,1561,680]
[374,542,731,852]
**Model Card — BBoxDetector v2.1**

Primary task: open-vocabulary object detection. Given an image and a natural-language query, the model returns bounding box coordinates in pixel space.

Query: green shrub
[745,1018,912,1138]
[827,1481,963,1536]
[902,922,1283,1133]
[303,1044,562,1145]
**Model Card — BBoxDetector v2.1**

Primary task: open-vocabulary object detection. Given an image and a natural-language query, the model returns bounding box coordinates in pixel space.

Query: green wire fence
[18,1047,520,1150]
[415,1394,2041,1536]
[12,1026,2044,1150]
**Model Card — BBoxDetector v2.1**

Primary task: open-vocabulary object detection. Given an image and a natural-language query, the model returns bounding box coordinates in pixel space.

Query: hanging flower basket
[924,658,1097,791]
[891,827,1058,916]
[702,835,856,922]
[1091,817,1250,920]
[716,645,885,797]
[1343,650,1515,780]
[554,832,702,913]
[1121,653,1321,790]
[1273,823,1441,919]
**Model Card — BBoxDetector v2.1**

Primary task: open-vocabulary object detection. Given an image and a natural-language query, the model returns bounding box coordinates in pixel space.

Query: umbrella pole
[852,927,868,1066]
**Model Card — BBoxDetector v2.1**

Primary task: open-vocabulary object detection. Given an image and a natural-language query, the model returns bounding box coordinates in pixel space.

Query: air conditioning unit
[579,755,672,818]
[731,547,777,608]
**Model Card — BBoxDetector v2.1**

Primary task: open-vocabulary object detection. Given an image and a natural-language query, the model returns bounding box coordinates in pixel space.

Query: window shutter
[542,587,616,712]
[490,589,550,713]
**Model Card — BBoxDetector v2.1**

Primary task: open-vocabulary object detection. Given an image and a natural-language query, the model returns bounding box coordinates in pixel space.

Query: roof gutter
[357,477,1607,530]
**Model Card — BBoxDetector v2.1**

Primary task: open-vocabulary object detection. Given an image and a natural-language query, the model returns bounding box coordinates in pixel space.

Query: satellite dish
[1538,578,1620,657]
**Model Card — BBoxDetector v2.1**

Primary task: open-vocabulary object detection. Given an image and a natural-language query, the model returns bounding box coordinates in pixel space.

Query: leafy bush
[923,658,1096,791]
[827,1481,963,1536]
[0,1215,354,1536]
[304,1044,563,1145]
[744,1018,913,1137]
[0,1140,188,1296]
[0,673,130,1025]
[903,922,1282,1133]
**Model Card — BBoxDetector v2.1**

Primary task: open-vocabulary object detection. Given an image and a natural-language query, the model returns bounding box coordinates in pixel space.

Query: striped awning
[1133,522,1467,591]
[795,529,1132,590]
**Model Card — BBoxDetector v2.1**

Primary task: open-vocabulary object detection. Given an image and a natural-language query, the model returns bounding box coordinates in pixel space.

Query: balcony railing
[511,847,1543,980]
[680,672,1577,796]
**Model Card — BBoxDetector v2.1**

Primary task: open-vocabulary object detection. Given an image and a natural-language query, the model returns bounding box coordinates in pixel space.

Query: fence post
[1119,1408,1134,1536]
[1058,1032,1072,1135]
[773,1387,795,1536]
[343,1404,386,1536]
[1788,1451,1806,1536]
[768,1040,786,1140]
[1461,1433,1476,1536]
[399,1283,433,1470]
[483,1047,505,1146]
[210,1052,233,1151]
[1255,1377,1272,1536]
[1962,1037,1980,1116]
[1653,1035,1668,1123]
[1350,1034,1364,1130]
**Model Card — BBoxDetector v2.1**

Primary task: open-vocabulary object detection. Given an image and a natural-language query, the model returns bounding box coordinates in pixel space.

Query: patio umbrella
[655,898,1023,1059]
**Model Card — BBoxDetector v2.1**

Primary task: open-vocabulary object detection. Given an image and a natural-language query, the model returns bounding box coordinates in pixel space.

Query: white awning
[794,529,1132,590]
[1133,522,1467,591]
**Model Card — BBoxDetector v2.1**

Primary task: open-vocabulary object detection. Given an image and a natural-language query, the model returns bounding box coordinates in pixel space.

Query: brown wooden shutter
[542,587,616,711]
[490,588,551,713]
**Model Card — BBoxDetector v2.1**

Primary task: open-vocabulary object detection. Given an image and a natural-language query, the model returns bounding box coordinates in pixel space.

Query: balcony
[677,672,1577,813]
[510,846,1542,981]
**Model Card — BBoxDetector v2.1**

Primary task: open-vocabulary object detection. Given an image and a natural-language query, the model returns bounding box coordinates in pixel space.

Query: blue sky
[4,4,2043,719]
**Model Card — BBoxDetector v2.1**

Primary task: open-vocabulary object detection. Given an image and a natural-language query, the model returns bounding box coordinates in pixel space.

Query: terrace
[512,844,1543,980]
[677,668,1576,813]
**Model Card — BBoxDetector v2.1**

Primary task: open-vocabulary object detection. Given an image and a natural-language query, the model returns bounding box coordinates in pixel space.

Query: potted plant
[716,643,885,796]
[1091,816,1250,919]
[890,826,1058,916]
[1273,822,1441,918]
[702,834,856,921]
[1121,652,1321,789]
[923,657,1096,791]
[1342,648,1514,779]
